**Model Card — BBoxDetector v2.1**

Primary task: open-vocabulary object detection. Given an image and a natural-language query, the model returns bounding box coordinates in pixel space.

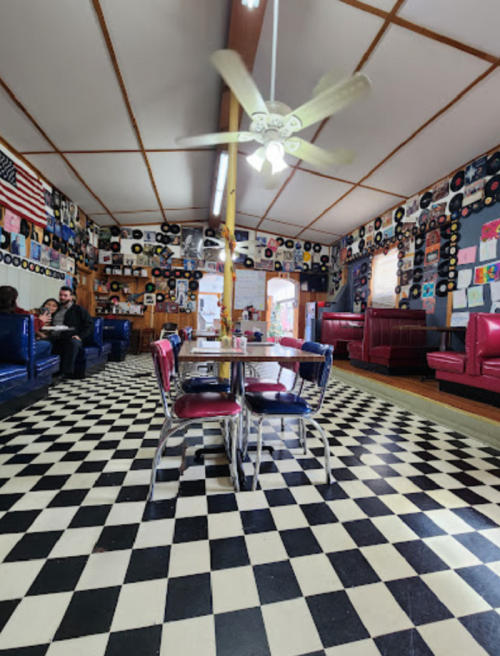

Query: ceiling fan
[177,0,371,186]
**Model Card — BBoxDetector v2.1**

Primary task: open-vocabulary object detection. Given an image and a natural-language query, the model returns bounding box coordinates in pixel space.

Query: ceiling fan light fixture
[265,140,288,174]
[247,147,266,172]
[242,0,260,8]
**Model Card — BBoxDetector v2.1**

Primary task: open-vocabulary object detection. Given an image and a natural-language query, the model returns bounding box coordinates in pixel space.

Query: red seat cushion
[371,345,424,361]
[427,351,467,374]
[348,341,363,359]
[174,393,240,419]
[482,358,500,379]
[245,380,287,393]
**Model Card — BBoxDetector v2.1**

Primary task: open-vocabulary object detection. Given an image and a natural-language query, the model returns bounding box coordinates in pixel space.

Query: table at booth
[178,342,326,489]
[395,325,467,351]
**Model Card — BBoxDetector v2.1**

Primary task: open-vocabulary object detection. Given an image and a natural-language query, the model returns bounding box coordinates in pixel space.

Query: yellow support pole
[220,91,239,379]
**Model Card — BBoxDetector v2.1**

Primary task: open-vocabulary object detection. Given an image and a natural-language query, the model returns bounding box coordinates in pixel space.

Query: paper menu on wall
[453,289,468,309]
[480,239,497,262]
[468,286,484,308]
[457,246,476,265]
[451,312,470,327]
[234,269,266,311]
[457,268,473,289]
[491,280,500,302]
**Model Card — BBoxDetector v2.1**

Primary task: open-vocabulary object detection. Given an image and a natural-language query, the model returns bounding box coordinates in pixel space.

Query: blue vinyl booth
[103,318,131,362]
[73,317,109,378]
[0,314,60,419]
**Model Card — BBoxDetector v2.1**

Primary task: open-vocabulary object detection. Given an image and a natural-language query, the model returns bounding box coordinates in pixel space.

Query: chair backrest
[279,336,305,373]
[84,318,102,348]
[321,313,365,346]
[163,322,178,332]
[103,318,131,342]
[167,333,182,373]
[179,327,193,343]
[299,341,333,388]
[150,339,173,393]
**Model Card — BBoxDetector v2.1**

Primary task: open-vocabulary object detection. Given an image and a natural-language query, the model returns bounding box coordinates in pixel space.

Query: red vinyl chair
[149,340,241,499]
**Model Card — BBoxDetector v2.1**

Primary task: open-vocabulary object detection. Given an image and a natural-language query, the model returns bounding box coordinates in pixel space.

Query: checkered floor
[1,355,500,656]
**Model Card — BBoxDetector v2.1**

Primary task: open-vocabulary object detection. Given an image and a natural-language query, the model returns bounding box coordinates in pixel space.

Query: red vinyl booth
[428,313,500,403]
[321,313,365,358]
[348,308,428,373]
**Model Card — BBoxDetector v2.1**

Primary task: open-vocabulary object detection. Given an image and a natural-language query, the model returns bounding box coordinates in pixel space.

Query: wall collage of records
[0,143,99,291]
[332,142,500,329]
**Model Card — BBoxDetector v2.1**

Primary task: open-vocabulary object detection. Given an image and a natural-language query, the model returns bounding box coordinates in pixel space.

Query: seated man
[49,286,94,377]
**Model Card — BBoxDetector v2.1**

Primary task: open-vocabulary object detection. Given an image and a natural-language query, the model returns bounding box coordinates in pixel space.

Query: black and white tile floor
[1,355,500,655]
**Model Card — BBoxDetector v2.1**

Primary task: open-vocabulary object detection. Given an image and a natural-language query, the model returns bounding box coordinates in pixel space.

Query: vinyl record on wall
[156,293,165,303]
[285,239,294,249]
[374,217,382,230]
[313,243,322,253]
[111,242,120,253]
[161,222,171,233]
[359,226,365,238]
[42,231,51,247]
[436,281,448,297]
[52,238,61,252]
[397,241,405,252]
[358,239,365,251]
[302,262,309,271]
[244,257,254,268]
[193,271,203,280]
[484,194,497,207]
[410,284,421,299]
[1,230,11,250]
[450,233,460,244]
[274,261,283,271]
[189,280,199,291]
[420,191,433,209]
[415,234,425,249]
[133,230,143,240]
[413,267,423,283]
[132,243,143,254]
[450,170,465,192]
[472,200,484,213]
[152,267,162,277]
[374,232,382,245]
[414,250,425,266]
[12,256,20,267]
[174,270,182,277]
[347,235,354,246]
[449,193,463,212]
[182,270,191,279]
[394,207,405,222]
[189,293,196,301]
[265,247,273,259]
[145,282,156,293]
[169,224,181,235]
[395,285,401,294]
[304,241,312,252]
[168,279,176,290]
[361,263,368,275]
[461,206,472,219]
[346,247,352,258]
[205,228,216,238]
[399,299,410,310]
[110,281,121,292]
[437,214,447,226]
[110,226,121,238]
[451,210,461,221]
[429,219,437,230]
[277,237,284,247]
[447,280,457,291]
[448,269,457,281]
[438,262,450,278]
[163,270,171,278]
[487,151,500,176]
[156,233,164,243]
[320,254,329,264]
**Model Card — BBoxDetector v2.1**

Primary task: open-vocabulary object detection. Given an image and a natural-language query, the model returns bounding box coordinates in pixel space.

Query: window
[371,249,398,308]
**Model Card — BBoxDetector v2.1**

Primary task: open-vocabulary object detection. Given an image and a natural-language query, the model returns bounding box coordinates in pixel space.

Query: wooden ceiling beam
[209,0,268,230]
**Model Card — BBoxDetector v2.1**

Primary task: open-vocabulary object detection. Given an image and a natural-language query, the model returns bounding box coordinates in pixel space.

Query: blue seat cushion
[35,356,60,377]
[101,343,112,355]
[182,377,231,394]
[0,363,28,392]
[82,347,100,359]
[245,391,312,415]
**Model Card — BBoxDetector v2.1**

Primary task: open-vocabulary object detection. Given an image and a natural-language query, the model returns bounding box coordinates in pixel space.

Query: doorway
[198,274,224,330]
[267,276,298,340]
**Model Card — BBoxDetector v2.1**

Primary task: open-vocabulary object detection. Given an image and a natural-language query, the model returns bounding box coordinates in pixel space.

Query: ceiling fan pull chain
[270,0,279,102]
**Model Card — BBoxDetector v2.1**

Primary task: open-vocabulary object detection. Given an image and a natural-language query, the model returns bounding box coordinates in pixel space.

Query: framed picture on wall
[181,226,203,259]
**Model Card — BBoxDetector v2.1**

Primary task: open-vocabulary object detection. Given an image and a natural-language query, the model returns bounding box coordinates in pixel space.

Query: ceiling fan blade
[284,138,355,170]
[176,131,254,148]
[286,73,371,131]
[211,50,269,118]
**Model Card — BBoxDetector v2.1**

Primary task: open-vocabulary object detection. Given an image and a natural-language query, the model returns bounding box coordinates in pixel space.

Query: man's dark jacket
[63,305,94,341]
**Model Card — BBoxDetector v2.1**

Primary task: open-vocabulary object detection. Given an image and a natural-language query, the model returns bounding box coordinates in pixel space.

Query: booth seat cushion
[82,347,100,360]
[182,377,231,394]
[174,393,240,419]
[0,363,28,392]
[101,343,112,356]
[110,340,128,352]
[348,341,363,359]
[428,351,467,374]
[482,358,500,379]
[245,392,312,416]
[371,345,425,362]
[245,380,287,393]
[34,356,60,377]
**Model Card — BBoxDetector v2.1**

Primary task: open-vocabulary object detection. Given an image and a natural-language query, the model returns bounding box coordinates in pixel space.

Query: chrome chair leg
[299,418,307,454]
[252,418,264,491]
[308,417,333,484]
[223,418,229,455]
[243,406,250,458]
[230,417,240,493]
[281,418,285,433]
[148,419,174,501]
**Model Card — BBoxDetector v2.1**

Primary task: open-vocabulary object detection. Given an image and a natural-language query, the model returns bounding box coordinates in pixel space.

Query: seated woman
[37,298,60,340]
[0,286,52,359]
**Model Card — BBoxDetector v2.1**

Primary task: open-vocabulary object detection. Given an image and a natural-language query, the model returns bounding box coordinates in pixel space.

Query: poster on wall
[474,262,500,285]
[181,226,203,258]
[481,218,500,242]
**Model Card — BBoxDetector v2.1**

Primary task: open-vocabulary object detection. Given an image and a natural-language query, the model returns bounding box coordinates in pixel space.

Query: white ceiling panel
[361,0,399,11]
[102,0,229,149]
[259,220,301,237]
[66,154,158,211]
[0,0,137,150]
[234,214,262,230]
[251,0,384,143]
[236,159,288,217]
[313,24,489,185]
[148,151,215,209]
[111,212,164,225]
[26,154,105,215]
[299,228,341,244]
[91,214,114,227]
[0,90,53,153]
[367,69,500,196]
[267,171,353,226]
[400,0,500,58]
[167,208,210,222]
[313,186,403,235]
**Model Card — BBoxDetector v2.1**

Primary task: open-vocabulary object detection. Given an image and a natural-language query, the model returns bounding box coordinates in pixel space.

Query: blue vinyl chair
[244,341,334,490]
[167,333,230,395]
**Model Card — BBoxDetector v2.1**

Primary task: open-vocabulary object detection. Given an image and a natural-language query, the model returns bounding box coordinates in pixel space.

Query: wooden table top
[178,342,325,363]
[395,325,466,332]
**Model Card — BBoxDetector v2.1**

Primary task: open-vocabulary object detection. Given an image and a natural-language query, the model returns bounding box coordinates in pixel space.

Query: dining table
[178,341,326,490]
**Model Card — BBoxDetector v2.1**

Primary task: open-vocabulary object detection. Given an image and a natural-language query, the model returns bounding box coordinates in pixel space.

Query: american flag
[0,144,46,228]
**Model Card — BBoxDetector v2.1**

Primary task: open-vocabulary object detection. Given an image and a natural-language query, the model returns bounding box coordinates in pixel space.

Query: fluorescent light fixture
[212,151,229,217]
[242,0,260,8]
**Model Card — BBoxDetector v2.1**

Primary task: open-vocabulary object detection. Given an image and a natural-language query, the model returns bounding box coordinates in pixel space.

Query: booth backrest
[466,313,500,375]
[363,308,426,360]
[85,318,103,348]
[0,314,35,376]
[321,313,365,347]
[103,319,131,342]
